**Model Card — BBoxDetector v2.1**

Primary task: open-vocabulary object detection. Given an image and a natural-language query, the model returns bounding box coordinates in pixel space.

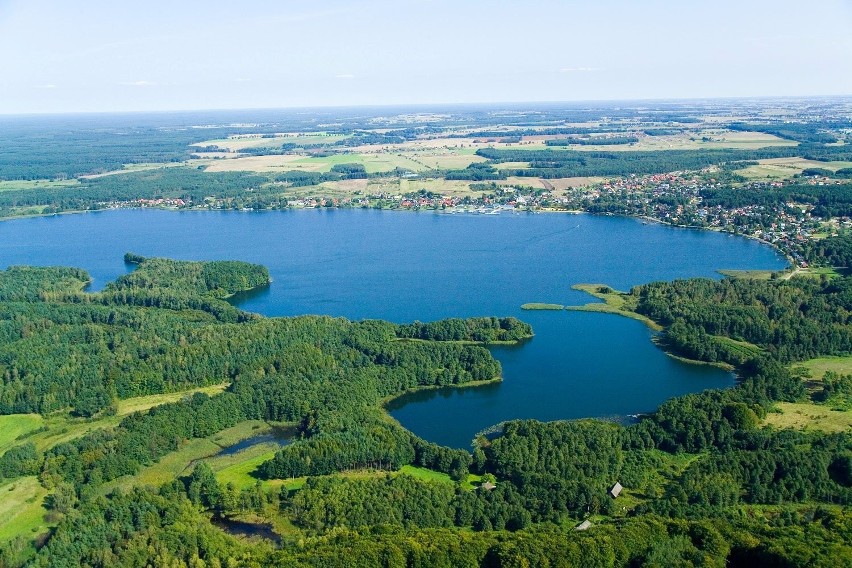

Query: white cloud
[37,83,57,89]
[120,80,156,87]
[335,74,355,79]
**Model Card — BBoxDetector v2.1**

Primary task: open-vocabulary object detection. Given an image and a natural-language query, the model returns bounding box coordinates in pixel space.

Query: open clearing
[764,402,852,433]
[0,383,229,455]
[0,179,79,192]
[0,476,50,543]
[202,152,429,174]
[736,157,852,180]
[192,133,349,152]
[794,355,852,378]
[718,269,778,280]
[0,414,43,455]
[105,420,274,492]
[115,383,228,416]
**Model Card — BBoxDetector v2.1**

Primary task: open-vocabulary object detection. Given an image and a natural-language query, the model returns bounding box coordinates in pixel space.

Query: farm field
[736,157,852,180]
[0,179,78,192]
[202,152,429,174]
[192,133,350,151]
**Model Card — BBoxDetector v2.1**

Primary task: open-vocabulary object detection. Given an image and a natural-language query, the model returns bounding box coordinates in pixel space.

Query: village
[563,171,850,267]
[99,169,852,268]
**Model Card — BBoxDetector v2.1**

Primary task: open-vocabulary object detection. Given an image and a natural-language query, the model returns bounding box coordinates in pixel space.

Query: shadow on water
[385,380,503,411]
[227,283,272,307]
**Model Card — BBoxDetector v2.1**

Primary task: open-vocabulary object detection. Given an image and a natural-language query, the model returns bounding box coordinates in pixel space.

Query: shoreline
[565,283,736,372]
[380,375,503,411]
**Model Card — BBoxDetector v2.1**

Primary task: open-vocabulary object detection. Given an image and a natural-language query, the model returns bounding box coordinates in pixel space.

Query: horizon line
[2,93,851,119]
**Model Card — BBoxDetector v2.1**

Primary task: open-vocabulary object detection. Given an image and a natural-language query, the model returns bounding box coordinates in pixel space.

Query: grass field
[115,383,228,416]
[214,449,282,491]
[737,157,852,180]
[202,152,430,174]
[212,443,479,493]
[0,383,230,456]
[794,355,852,378]
[521,303,565,310]
[0,414,44,455]
[0,477,50,543]
[280,177,484,201]
[0,179,79,192]
[565,284,663,331]
[764,402,852,433]
[105,420,274,491]
[712,335,763,360]
[718,269,779,280]
[541,131,797,153]
[192,133,349,152]
[796,267,851,279]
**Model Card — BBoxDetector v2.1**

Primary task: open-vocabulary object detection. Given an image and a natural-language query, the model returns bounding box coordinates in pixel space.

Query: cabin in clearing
[609,482,623,498]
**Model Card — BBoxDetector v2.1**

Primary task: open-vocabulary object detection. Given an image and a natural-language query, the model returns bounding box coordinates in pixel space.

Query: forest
[0,252,850,566]
[473,145,852,179]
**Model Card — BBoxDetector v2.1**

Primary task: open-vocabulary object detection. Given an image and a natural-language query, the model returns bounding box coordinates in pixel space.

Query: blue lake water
[0,208,787,447]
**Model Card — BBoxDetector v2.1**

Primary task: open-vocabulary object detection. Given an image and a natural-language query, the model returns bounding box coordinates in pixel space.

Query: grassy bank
[565,284,663,331]
[521,303,564,310]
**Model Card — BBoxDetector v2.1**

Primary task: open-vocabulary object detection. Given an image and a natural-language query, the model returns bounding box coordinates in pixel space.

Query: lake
[0,208,787,447]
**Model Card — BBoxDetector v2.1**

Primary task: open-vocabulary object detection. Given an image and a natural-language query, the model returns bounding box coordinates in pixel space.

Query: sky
[1,0,851,114]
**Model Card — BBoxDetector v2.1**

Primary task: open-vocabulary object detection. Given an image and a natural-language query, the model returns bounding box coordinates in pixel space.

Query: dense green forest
[1,253,851,566]
[472,145,852,179]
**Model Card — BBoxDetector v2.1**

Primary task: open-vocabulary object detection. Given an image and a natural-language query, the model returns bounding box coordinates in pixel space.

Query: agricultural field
[192,133,350,152]
[202,152,429,174]
[0,179,78,192]
[736,157,852,180]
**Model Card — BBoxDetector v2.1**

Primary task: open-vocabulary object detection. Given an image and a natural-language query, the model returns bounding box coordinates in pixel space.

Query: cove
[0,209,787,447]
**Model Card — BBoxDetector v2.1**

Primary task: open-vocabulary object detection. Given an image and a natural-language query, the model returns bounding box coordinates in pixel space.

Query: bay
[0,208,787,447]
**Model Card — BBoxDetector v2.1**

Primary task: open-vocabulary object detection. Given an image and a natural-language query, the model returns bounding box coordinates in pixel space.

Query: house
[480,481,496,491]
[575,520,592,531]
[609,482,623,499]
